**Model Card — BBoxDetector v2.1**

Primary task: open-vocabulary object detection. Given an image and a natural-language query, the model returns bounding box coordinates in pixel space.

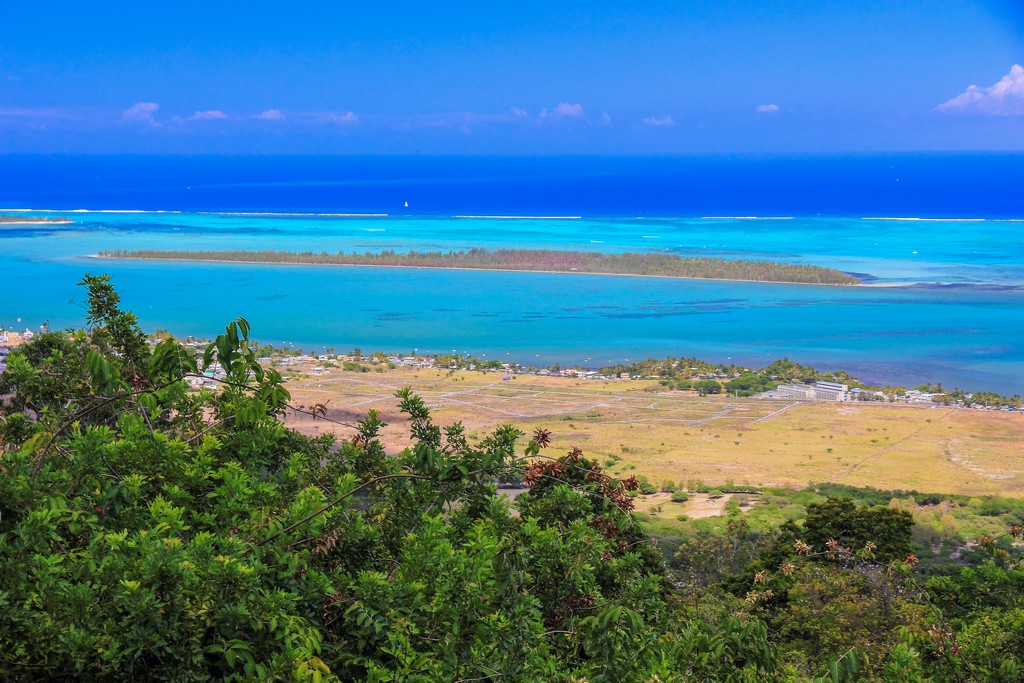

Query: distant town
[16,323,1014,414]
[2,325,1019,411]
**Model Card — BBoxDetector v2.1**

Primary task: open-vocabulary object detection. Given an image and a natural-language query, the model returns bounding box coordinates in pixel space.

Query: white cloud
[320,111,358,125]
[642,115,675,127]
[510,107,528,118]
[937,64,1024,115]
[540,102,584,118]
[598,112,612,125]
[756,104,780,113]
[0,106,87,122]
[554,102,583,117]
[190,110,227,121]
[121,101,159,125]
[255,109,285,121]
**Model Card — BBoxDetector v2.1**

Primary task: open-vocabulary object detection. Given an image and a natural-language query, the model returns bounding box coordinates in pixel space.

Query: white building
[775,381,849,401]
[814,381,849,401]
[775,383,816,400]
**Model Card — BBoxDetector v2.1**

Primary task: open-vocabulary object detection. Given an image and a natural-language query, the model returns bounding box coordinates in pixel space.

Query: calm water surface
[3,210,1023,394]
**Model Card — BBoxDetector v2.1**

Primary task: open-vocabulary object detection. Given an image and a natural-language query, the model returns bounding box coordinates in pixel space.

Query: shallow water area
[2,208,1023,394]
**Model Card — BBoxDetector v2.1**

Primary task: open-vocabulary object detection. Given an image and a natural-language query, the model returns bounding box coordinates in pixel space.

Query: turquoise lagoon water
[2,210,1023,394]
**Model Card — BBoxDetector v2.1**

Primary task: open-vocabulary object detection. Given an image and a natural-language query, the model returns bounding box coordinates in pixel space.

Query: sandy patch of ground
[632,492,735,519]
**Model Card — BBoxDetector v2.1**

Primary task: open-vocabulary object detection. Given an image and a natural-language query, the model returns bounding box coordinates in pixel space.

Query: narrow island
[98,247,862,285]
[0,214,73,225]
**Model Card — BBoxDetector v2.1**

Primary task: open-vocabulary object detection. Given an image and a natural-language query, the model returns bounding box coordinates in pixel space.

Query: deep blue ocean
[4,153,1024,218]
[2,154,1023,394]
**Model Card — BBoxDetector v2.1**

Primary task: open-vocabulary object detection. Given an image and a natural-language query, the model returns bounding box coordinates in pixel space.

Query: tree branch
[249,472,431,550]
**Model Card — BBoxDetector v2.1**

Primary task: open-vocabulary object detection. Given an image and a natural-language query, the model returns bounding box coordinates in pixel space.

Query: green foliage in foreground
[1,275,1023,682]
[100,246,861,285]
[0,275,783,681]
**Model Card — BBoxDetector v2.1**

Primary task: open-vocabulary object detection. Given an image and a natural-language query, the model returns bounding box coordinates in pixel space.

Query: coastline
[90,253,864,288]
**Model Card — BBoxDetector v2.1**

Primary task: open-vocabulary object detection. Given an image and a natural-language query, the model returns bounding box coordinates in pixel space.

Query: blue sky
[1,1,1022,154]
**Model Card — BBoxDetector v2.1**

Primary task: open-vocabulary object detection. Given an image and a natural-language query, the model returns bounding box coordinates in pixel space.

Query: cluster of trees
[614,357,865,397]
[604,355,742,381]
[100,247,860,285]
[669,496,1024,681]
[935,389,1023,410]
[718,359,860,397]
[1,275,1022,681]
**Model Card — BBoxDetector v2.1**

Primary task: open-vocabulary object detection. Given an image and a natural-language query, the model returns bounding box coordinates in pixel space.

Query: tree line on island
[1,274,1022,681]
[0,214,72,224]
[99,247,862,285]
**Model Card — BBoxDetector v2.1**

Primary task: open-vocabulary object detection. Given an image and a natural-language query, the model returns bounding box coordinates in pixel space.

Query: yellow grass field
[282,365,1024,498]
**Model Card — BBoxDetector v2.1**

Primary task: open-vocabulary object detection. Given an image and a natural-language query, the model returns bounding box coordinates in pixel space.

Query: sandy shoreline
[90,253,862,288]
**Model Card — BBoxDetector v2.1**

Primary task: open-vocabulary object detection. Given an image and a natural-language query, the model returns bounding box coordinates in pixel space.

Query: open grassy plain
[283,366,1024,498]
